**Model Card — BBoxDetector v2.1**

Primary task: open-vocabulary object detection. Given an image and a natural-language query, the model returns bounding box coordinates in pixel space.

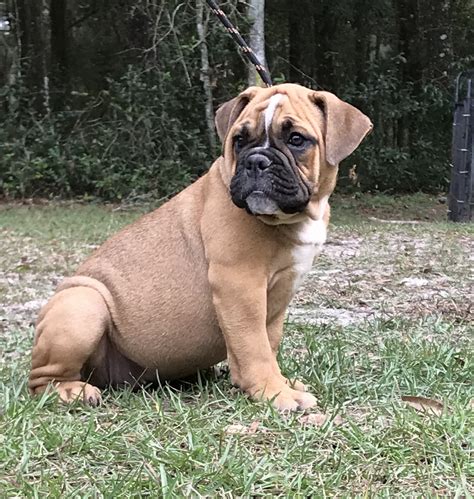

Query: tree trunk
[248,0,267,86]
[16,0,49,113]
[397,0,422,86]
[396,0,422,148]
[288,0,307,84]
[50,0,68,106]
[0,1,18,93]
[196,0,216,152]
[353,0,370,86]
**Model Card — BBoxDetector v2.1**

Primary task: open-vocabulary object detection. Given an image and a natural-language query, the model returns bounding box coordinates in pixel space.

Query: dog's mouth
[230,147,312,216]
[243,191,280,216]
[232,188,310,217]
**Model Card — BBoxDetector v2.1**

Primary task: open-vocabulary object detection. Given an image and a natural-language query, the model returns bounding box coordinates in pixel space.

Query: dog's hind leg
[29,285,111,405]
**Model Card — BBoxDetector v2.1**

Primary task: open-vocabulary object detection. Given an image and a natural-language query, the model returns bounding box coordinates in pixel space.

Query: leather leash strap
[205,0,273,87]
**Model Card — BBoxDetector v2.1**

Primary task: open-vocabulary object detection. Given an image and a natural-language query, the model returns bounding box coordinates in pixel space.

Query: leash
[205,0,273,87]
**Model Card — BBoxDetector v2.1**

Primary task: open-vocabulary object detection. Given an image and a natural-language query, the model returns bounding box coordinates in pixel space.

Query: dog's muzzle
[230,147,311,216]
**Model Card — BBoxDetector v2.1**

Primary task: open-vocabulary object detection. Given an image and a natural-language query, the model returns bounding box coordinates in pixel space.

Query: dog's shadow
[103,362,231,406]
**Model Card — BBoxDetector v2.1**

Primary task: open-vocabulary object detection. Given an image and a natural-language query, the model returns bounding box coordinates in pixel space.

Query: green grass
[1,194,473,496]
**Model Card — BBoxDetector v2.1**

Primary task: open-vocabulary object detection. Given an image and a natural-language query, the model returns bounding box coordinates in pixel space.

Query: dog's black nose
[245,153,272,173]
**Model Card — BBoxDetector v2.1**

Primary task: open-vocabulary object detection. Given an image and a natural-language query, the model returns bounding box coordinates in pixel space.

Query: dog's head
[215,83,372,223]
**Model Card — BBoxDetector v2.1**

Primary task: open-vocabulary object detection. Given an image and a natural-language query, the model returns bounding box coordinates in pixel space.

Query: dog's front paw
[284,377,307,392]
[250,380,317,412]
[271,387,317,412]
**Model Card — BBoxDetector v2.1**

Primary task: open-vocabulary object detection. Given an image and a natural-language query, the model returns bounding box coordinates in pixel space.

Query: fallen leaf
[401,396,444,416]
[299,413,343,427]
[224,420,262,435]
[248,420,261,433]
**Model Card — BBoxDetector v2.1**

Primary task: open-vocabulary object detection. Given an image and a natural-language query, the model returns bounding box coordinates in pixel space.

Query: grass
[1,194,473,496]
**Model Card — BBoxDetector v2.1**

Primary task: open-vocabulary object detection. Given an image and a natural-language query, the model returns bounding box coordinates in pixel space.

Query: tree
[16,0,49,113]
[50,0,68,108]
[248,0,267,86]
[196,0,216,151]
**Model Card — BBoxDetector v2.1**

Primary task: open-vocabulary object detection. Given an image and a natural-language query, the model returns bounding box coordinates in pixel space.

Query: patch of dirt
[0,231,90,338]
[289,227,473,326]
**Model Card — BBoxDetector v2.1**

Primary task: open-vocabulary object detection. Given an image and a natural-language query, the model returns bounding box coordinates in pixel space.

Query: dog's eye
[234,135,245,151]
[287,133,306,148]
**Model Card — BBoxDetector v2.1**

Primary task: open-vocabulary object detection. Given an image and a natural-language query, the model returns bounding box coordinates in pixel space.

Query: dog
[28,83,372,411]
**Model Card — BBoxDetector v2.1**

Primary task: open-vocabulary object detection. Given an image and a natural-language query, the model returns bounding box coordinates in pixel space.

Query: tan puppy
[29,83,372,411]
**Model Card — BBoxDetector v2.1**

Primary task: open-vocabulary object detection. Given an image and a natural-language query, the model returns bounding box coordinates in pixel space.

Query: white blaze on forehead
[263,93,283,147]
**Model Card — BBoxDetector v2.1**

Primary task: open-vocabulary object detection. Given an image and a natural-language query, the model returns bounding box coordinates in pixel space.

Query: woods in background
[0,0,473,200]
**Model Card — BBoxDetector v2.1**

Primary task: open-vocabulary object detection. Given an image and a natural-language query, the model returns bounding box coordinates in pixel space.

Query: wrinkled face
[230,93,319,216]
[216,84,373,221]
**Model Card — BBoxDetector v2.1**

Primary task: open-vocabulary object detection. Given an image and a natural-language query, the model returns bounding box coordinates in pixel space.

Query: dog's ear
[215,87,260,144]
[312,91,373,166]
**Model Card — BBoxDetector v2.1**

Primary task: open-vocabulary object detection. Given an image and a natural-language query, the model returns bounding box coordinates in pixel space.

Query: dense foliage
[0,0,473,199]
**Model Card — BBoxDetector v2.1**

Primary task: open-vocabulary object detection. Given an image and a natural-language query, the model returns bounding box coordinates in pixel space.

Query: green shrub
[1,68,209,200]
[339,66,452,193]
